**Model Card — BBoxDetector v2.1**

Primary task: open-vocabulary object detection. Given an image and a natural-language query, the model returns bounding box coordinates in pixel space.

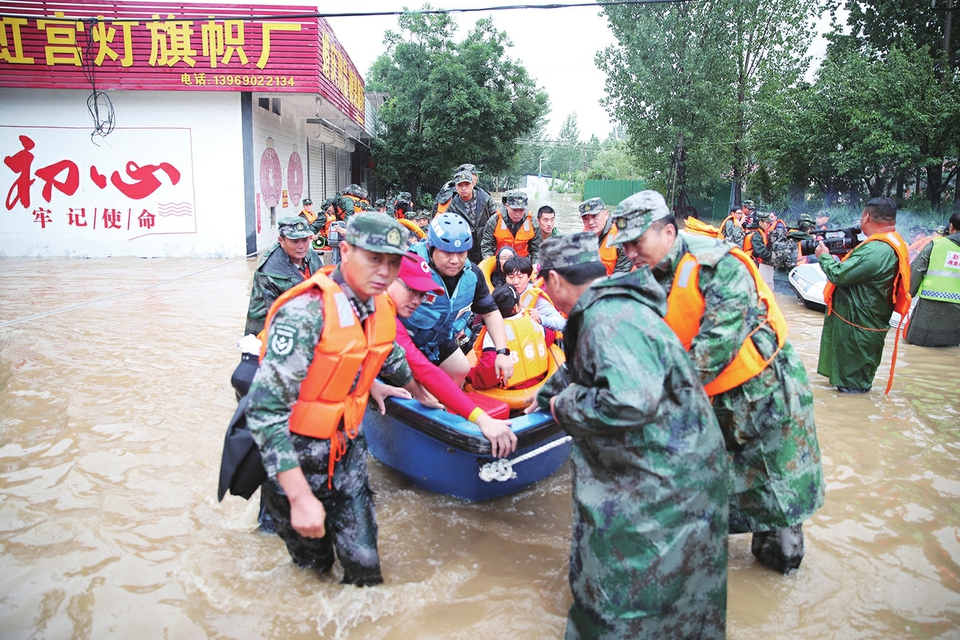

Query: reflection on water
[1,218,959,638]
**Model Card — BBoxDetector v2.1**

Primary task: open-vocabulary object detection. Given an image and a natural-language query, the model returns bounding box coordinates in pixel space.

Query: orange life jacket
[493,212,537,257]
[742,228,768,263]
[473,311,549,388]
[300,209,318,225]
[717,214,740,239]
[260,265,396,486]
[597,225,620,275]
[343,194,370,211]
[823,232,911,394]
[662,248,788,397]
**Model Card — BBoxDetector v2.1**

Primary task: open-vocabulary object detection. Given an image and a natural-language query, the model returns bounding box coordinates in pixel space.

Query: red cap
[398,253,443,293]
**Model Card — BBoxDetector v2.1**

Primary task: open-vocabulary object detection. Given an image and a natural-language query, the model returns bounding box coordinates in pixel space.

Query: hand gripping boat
[363,399,571,502]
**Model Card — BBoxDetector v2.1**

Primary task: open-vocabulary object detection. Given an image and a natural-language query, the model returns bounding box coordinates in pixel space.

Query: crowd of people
[229,164,958,638]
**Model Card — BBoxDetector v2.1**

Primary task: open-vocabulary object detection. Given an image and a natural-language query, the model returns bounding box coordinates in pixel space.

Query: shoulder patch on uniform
[270,323,297,356]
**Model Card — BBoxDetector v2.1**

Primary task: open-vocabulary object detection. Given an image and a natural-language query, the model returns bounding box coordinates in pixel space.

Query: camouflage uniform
[613,192,824,574]
[245,217,323,336]
[770,214,816,294]
[447,170,500,264]
[480,189,542,263]
[537,233,728,639]
[246,214,412,586]
[720,217,746,249]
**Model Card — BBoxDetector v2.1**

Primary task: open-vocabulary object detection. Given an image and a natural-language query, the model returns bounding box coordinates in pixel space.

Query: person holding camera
[816,197,911,393]
[770,213,818,293]
[905,211,960,347]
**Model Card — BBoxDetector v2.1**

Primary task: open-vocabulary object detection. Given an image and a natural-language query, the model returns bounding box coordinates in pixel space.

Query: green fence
[584,180,732,224]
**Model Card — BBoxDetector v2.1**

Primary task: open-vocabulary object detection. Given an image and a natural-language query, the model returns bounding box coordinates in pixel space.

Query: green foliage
[369,8,550,202]
[597,0,821,206]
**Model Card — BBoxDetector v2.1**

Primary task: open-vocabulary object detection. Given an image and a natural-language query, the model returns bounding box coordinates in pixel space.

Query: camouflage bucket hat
[609,190,671,246]
[278,216,313,239]
[453,170,473,184]
[345,212,407,255]
[505,189,528,209]
[578,197,606,217]
[540,232,601,272]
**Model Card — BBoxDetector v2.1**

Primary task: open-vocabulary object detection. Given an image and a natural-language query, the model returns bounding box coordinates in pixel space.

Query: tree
[367,9,549,202]
[597,0,821,208]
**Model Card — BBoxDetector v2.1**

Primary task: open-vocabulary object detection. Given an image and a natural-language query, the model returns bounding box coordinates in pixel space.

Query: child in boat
[466,285,556,391]
[502,255,567,332]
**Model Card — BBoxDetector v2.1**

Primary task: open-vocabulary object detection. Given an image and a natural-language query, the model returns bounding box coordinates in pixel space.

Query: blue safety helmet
[427,212,473,252]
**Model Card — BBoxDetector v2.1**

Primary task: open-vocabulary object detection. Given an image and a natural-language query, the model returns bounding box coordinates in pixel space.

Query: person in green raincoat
[815,197,911,392]
[536,231,728,640]
[614,190,824,576]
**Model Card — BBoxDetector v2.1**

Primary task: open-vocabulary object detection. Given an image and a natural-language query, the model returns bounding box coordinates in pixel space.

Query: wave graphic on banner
[157,202,194,218]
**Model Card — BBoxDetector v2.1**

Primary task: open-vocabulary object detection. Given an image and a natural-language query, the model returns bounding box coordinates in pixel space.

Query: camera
[327,221,346,246]
[742,213,759,230]
[799,225,862,257]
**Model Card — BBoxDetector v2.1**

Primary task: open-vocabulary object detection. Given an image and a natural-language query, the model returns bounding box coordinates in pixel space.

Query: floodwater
[2,194,960,639]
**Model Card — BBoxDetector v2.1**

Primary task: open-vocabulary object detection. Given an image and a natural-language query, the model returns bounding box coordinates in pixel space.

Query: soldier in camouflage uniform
[246,213,415,586]
[770,213,817,294]
[718,206,746,249]
[613,190,825,575]
[244,217,324,336]
[536,232,728,639]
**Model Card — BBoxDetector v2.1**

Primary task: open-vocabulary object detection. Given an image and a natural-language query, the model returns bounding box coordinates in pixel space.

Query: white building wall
[0,88,246,258]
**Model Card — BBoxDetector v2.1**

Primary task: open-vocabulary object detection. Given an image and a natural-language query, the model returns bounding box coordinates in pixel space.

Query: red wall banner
[0,1,365,125]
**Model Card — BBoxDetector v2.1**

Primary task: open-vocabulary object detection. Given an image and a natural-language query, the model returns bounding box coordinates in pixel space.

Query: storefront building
[0,1,373,258]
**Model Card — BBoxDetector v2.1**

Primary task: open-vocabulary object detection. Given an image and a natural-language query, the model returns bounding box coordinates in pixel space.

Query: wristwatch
[495,348,511,356]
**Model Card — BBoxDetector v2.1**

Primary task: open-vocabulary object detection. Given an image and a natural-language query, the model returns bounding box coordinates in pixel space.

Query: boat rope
[0,251,261,329]
[478,435,572,482]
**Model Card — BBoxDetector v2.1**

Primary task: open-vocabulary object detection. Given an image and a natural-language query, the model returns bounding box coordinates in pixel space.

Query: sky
[248,1,837,142]
[322,1,618,140]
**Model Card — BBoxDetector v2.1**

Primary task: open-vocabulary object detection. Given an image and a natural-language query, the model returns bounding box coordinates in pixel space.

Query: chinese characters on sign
[1,126,196,241]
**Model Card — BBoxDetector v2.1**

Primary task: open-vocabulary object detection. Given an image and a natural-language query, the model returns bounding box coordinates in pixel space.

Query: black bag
[217,395,266,501]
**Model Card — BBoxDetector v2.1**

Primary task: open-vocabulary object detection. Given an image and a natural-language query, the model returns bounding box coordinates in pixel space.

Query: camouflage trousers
[261,432,383,587]
[751,524,805,575]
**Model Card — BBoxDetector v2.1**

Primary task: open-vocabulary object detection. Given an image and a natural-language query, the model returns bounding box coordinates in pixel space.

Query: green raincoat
[538,268,728,640]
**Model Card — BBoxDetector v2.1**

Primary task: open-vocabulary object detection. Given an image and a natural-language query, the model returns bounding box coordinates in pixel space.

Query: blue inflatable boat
[364,398,571,502]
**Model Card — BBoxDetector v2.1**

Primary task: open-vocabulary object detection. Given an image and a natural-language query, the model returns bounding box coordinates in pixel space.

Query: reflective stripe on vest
[823,232,912,316]
[918,237,960,304]
[473,311,549,388]
[493,213,536,257]
[598,225,619,275]
[261,266,396,442]
[662,248,789,396]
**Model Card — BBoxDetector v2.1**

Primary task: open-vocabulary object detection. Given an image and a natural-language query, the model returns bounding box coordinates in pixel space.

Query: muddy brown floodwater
[1,197,959,639]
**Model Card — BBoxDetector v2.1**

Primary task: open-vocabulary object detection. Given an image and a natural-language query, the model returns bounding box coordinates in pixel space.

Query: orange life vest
[742,228,768,263]
[493,212,536,257]
[473,311,549,389]
[662,248,788,397]
[260,265,396,486]
[717,214,740,239]
[343,194,370,211]
[597,225,620,275]
[300,209,318,225]
[823,232,911,394]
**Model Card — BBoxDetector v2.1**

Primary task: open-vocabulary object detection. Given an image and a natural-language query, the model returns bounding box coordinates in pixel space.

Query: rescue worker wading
[245,213,418,587]
[614,190,825,575]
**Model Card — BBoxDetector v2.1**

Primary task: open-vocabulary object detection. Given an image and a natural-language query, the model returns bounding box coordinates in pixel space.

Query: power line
[1,1,685,24]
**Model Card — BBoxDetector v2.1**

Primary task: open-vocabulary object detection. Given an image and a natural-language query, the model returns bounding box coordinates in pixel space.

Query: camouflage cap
[540,232,601,272]
[578,197,606,217]
[396,191,412,202]
[755,210,775,223]
[505,189,528,209]
[457,163,481,175]
[797,213,816,229]
[609,190,671,246]
[302,197,313,206]
[453,170,473,184]
[742,199,755,209]
[345,211,407,255]
[278,216,313,239]
[374,198,386,208]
